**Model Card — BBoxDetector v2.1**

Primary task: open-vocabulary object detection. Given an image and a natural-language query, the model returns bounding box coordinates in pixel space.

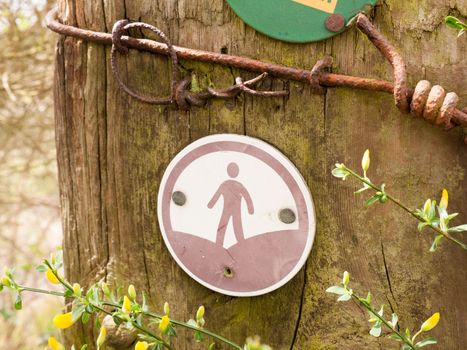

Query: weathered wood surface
[54,0,467,349]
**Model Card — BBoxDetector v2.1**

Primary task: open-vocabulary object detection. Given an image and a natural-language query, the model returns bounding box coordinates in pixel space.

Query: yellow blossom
[128,284,136,300]
[439,189,448,209]
[420,312,440,332]
[164,301,170,315]
[48,337,65,350]
[135,341,149,350]
[53,312,75,329]
[122,295,132,314]
[361,149,370,173]
[72,283,81,296]
[159,315,170,332]
[1,276,11,287]
[342,271,350,287]
[96,326,107,349]
[423,199,431,215]
[196,306,205,321]
[46,269,60,285]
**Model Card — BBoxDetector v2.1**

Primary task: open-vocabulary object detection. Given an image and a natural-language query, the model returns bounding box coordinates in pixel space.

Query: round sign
[157,134,316,296]
[226,0,377,43]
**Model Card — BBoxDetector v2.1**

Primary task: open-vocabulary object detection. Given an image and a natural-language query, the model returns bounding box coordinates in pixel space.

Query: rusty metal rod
[45,8,466,128]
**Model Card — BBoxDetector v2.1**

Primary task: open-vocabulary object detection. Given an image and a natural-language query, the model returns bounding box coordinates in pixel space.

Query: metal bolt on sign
[45,8,467,142]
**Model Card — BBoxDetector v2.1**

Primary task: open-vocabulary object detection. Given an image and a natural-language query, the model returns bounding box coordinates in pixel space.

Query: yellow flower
[423,199,431,215]
[72,283,81,296]
[1,276,11,287]
[439,189,448,209]
[46,269,60,285]
[342,271,350,287]
[196,306,205,321]
[53,312,75,329]
[159,315,170,332]
[164,301,170,315]
[122,295,132,314]
[128,284,136,300]
[361,149,370,173]
[96,326,107,349]
[48,337,65,350]
[135,341,149,350]
[421,312,440,332]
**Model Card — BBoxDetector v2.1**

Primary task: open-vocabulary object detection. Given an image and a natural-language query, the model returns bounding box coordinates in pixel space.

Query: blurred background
[0,0,63,348]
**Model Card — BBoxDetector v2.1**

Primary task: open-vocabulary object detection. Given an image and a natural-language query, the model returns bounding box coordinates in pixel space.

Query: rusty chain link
[46,8,467,141]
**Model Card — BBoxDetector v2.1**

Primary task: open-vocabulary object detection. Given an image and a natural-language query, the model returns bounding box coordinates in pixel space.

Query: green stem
[351,294,416,350]
[343,166,467,250]
[21,273,173,350]
[92,303,173,350]
[17,285,65,297]
[102,302,243,350]
[27,262,242,350]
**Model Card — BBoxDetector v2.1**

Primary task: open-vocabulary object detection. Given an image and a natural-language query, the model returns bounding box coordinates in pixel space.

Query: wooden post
[54,0,466,348]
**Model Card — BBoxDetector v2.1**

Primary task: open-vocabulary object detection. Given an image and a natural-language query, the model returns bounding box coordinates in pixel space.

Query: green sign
[226,0,377,43]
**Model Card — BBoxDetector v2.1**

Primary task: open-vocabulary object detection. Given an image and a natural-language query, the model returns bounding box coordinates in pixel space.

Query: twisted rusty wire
[45,8,467,140]
[110,19,287,109]
[356,15,464,131]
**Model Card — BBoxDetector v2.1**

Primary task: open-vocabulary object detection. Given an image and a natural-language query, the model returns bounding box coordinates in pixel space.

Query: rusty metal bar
[45,8,467,133]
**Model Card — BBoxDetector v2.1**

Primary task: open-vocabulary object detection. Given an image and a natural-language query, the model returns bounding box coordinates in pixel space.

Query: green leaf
[401,345,412,350]
[429,235,444,252]
[354,183,370,194]
[448,224,467,233]
[14,293,22,310]
[390,313,398,329]
[326,286,347,295]
[113,315,122,326]
[81,345,89,350]
[54,250,64,269]
[445,16,466,30]
[366,195,381,206]
[72,303,86,321]
[417,222,430,232]
[187,319,198,327]
[35,264,47,272]
[415,337,437,347]
[332,168,349,179]
[405,328,411,339]
[337,293,352,302]
[369,321,382,337]
[194,330,204,342]
[208,343,216,350]
[82,311,91,324]
[428,201,437,221]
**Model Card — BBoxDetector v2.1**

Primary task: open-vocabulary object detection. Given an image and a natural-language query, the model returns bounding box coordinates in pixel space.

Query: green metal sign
[226,0,377,43]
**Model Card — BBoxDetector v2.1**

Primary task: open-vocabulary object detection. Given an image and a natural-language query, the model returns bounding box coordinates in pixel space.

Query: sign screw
[223,267,234,278]
[279,208,296,224]
[172,191,186,206]
[325,14,345,33]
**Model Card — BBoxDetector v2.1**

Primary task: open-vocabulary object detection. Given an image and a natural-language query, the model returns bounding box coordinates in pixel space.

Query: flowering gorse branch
[1,251,271,350]
[327,272,440,350]
[332,150,467,251]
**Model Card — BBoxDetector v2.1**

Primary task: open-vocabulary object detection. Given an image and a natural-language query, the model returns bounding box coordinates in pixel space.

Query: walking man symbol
[207,162,254,246]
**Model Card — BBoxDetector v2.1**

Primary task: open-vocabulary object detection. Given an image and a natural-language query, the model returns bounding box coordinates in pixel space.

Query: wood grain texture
[54,0,466,349]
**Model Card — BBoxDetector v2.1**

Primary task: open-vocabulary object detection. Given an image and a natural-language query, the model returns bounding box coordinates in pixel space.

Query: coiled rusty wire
[45,8,467,141]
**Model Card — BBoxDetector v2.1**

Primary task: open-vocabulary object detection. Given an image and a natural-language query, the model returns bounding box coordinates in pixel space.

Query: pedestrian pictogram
[157,134,316,296]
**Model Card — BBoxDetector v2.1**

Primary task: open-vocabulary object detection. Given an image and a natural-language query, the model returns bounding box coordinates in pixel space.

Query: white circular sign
[157,134,316,296]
